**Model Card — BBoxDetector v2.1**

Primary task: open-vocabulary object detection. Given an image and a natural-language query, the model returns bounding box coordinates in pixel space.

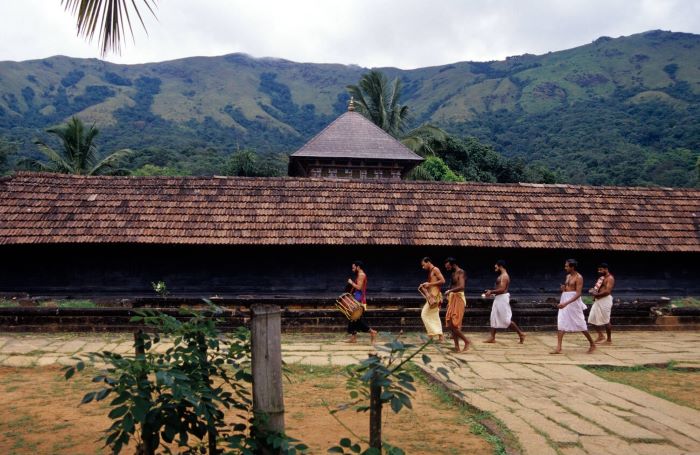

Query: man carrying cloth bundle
[419,257,445,342]
[551,259,596,354]
[484,260,526,344]
[587,262,615,344]
[443,257,471,352]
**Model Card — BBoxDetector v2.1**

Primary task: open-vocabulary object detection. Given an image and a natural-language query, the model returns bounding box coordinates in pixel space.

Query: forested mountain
[1,30,698,186]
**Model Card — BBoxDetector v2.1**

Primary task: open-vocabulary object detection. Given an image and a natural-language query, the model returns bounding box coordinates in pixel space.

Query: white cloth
[557,291,588,332]
[490,293,512,329]
[588,295,613,325]
[421,302,443,336]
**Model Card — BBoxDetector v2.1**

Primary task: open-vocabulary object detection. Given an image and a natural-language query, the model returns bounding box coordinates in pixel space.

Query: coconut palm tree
[61,0,157,56]
[347,71,448,157]
[19,117,131,175]
[347,70,408,137]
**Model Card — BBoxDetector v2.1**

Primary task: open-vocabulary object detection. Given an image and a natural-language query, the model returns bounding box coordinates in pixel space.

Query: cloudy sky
[1,0,699,68]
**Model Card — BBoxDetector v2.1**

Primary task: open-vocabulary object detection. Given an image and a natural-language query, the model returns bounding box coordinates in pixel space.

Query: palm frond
[408,124,449,141]
[33,141,75,173]
[405,164,434,181]
[61,0,157,56]
[16,157,52,173]
[90,148,133,175]
[401,124,449,156]
[400,136,432,155]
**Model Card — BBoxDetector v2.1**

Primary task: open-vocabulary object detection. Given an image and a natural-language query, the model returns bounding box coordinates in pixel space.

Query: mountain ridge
[0,29,698,186]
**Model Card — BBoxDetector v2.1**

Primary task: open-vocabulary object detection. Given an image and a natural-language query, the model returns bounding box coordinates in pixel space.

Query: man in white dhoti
[419,257,445,342]
[551,259,596,354]
[588,262,615,344]
[484,260,526,343]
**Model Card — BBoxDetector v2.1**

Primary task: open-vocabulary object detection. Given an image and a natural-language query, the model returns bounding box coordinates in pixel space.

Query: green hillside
[0,30,698,186]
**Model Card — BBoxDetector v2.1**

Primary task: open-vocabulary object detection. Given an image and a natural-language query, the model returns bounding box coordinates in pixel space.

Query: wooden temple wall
[0,244,697,297]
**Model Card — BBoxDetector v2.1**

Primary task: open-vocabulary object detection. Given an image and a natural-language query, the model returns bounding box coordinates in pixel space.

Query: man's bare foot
[587,344,596,354]
[595,335,606,343]
[604,340,612,344]
[438,336,444,343]
[344,336,357,344]
[549,349,562,355]
[462,342,470,352]
[483,338,496,343]
[369,329,377,344]
[518,333,526,344]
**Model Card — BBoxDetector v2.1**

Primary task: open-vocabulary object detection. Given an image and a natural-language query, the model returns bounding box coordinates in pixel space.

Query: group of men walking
[345,257,616,354]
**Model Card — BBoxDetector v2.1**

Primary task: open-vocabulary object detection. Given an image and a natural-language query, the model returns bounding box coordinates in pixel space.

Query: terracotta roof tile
[0,172,699,252]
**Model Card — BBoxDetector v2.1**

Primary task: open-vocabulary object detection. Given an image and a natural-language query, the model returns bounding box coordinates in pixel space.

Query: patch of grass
[670,297,700,308]
[10,433,39,452]
[312,382,338,390]
[284,364,339,381]
[40,300,96,309]
[5,414,35,430]
[585,363,700,410]
[282,332,344,343]
[51,440,78,453]
[410,365,518,455]
[51,422,73,431]
[0,299,19,308]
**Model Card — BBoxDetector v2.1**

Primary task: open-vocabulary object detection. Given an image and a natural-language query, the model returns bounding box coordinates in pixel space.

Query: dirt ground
[283,365,493,454]
[0,365,493,454]
[588,365,700,410]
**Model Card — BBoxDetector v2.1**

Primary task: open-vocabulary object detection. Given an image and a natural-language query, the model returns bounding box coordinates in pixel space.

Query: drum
[418,285,441,309]
[335,293,364,321]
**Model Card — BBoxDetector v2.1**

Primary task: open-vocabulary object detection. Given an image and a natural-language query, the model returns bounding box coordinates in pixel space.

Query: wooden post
[200,340,218,455]
[251,304,285,439]
[134,330,155,455]
[369,356,382,450]
[134,329,145,356]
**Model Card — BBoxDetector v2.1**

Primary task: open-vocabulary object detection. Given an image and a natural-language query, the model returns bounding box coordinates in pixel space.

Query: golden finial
[348,96,355,112]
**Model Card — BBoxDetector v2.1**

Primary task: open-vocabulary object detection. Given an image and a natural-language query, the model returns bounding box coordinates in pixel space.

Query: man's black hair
[444,257,457,266]
[496,259,507,268]
[598,262,609,269]
[422,256,432,264]
[352,260,364,269]
[566,258,578,269]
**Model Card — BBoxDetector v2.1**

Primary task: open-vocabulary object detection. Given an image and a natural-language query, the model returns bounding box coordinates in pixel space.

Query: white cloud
[0,0,698,68]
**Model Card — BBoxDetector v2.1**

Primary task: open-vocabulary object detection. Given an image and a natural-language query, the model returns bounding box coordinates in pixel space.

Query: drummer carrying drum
[345,260,378,344]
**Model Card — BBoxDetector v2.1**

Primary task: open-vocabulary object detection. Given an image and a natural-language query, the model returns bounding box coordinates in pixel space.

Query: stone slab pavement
[1,330,699,454]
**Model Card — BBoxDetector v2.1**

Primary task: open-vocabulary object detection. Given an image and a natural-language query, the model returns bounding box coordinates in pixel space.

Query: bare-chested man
[420,257,445,342]
[443,257,471,352]
[484,260,526,343]
[551,259,596,354]
[587,262,616,343]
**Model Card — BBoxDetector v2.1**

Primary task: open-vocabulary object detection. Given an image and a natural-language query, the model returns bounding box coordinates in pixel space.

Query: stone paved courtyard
[1,330,699,454]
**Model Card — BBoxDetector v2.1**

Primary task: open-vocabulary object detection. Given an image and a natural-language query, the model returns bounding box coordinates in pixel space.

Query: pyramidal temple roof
[291,111,423,162]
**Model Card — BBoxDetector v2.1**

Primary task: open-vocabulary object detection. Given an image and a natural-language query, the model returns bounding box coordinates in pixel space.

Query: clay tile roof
[1,172,699,252]
[290,111,423,161]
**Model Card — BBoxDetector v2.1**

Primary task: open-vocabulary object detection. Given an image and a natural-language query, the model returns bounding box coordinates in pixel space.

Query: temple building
[288,99,423,180]
[0,102,699,299]
[0,172,698,298]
